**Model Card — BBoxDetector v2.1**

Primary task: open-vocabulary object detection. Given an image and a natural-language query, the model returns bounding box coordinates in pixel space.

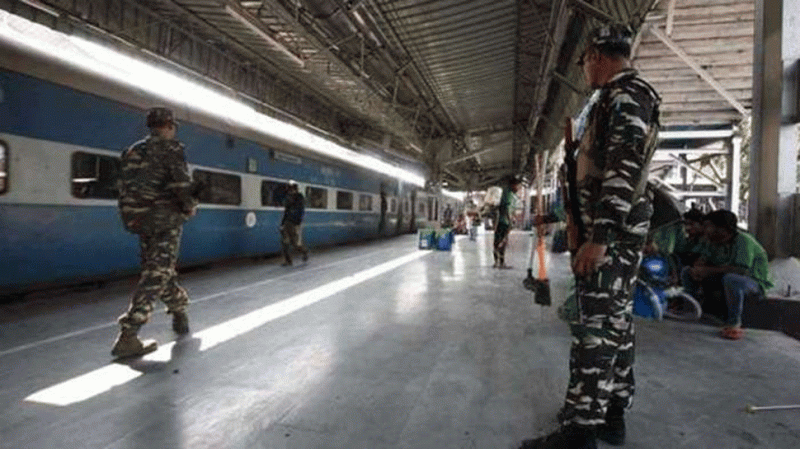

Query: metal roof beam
[647,24,748,116]
[668,154,725,187]
[444,147,501,166]
[665,0,678,35]
[655,148,728,156]
[550,70,586,95]
[659,129,734,140]
[570,0,620,25]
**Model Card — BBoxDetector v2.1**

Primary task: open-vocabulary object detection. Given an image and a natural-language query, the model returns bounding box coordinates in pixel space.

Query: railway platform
[1,231,799,449]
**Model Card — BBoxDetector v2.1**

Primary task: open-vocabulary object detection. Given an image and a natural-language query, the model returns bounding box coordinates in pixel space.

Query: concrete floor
[1,230,799,449]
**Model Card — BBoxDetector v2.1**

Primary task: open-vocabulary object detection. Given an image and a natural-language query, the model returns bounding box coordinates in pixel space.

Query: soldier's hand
[572,242,607,277]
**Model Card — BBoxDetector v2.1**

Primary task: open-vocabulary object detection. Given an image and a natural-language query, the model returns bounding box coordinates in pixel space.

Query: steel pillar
[730,136,742,219]
[750,0,799,258]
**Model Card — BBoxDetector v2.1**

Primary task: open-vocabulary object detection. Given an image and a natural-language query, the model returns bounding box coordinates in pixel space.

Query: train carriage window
[418,202,426,216]
[261,180,290,207]
[358,194,372,211]
[71,152,121,199]
[336,191,353,210]
[404,200,410,214]
[390,198,397,214]
[0,141,7,194]
[305,186,328,209]
[193,169,241,205]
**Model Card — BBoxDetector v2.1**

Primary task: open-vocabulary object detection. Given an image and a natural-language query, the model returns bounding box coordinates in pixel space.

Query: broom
[533,153,551,306]
[523,154,551,306]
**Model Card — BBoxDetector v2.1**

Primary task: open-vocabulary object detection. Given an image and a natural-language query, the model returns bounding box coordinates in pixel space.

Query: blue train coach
[0,34,438,297]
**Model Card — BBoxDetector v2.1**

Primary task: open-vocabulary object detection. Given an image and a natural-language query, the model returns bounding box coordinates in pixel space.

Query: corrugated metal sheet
[1,0,756,188]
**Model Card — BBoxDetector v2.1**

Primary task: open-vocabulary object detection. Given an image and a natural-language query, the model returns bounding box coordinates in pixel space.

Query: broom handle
[527,223,536,271]
[535,153,548,280]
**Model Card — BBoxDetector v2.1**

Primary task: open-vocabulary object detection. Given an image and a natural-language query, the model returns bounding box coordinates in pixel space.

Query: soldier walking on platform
[111,107,198,359]
[520,24,660,449]
[281,181,309,266]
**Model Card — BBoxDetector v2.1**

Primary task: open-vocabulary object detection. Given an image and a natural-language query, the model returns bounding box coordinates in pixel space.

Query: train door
[409,191,417,233]
[379,185,387,235]
[395,194,404,235]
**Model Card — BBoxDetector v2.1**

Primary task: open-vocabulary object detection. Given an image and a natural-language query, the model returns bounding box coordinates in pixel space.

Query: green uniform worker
[493,176,521,268]
[682,210,772,340]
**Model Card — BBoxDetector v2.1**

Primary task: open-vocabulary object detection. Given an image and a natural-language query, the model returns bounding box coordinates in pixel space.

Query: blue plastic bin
[418,229,434,249]
[436,229,453,251]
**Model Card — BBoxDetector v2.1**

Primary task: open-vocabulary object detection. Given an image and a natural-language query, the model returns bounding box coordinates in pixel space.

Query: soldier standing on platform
[281,181,309,266]
[520,24,661,449]
[111,107,198,359]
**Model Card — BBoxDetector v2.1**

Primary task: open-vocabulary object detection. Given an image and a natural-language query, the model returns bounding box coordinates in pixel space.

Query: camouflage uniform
[117,108,197,334]
[560,67,661,427]
[281,187,308,265]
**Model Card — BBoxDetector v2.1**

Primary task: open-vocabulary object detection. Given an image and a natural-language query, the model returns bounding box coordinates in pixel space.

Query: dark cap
[587,23,634,49]
[705,209,738,233]
[506,174,522,187]
[146,107,178,128]
[682,208,705,223]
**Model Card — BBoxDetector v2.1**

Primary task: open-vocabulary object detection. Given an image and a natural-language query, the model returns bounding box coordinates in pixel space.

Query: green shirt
[498,188,517,227]
[698,231,774,292]
[652,222,683,254]
[673,231,705,259]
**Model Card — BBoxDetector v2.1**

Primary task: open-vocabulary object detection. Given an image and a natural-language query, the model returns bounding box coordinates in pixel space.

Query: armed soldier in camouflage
[520,24,660,449]
[111,107,199,359]
[280,181,309,266]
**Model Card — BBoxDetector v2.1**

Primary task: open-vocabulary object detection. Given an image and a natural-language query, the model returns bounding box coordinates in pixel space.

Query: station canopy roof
[4,0,753,190]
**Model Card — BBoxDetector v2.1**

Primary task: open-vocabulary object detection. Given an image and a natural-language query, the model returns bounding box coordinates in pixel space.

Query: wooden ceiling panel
[635,0,754,129]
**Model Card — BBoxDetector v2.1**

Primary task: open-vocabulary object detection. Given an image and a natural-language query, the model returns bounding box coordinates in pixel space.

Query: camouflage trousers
[493,222,511,265]
[118,227,189,331]
[281,222,307,263]
[560,240,643,427]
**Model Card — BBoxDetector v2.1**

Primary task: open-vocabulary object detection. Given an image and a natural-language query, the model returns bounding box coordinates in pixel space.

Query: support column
[749,0,795,257]
[522,184,532,230]
[783,0,800,257]
[730,137,742,219]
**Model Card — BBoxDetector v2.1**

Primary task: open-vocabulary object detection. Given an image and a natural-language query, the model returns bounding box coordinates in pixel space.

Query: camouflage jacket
[574,68,660,245]
[118,135,197,235]
[282,191,305,225]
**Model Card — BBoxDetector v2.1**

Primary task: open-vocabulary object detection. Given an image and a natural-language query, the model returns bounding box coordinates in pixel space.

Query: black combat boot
[518,424,597,449]
[171,311,190,335]
[596,406,626,446]
[111,329,158,359]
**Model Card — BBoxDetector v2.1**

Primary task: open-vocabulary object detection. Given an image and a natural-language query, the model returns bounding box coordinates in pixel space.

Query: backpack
[646,182,683,233]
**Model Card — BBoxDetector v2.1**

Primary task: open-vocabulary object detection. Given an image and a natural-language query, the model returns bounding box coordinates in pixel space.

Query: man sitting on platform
[681,210,773,340]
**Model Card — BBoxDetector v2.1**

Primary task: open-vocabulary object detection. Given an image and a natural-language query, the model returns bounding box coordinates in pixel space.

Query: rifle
[563,118,587,253]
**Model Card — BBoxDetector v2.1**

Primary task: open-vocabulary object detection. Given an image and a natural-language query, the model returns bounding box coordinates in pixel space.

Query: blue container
[418,229,434,249]
[436,230,453,251]
[633,284,666,320]
[633,255,671,320]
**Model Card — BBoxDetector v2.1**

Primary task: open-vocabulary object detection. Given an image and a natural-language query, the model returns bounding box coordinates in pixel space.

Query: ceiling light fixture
[224,4,305,68]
